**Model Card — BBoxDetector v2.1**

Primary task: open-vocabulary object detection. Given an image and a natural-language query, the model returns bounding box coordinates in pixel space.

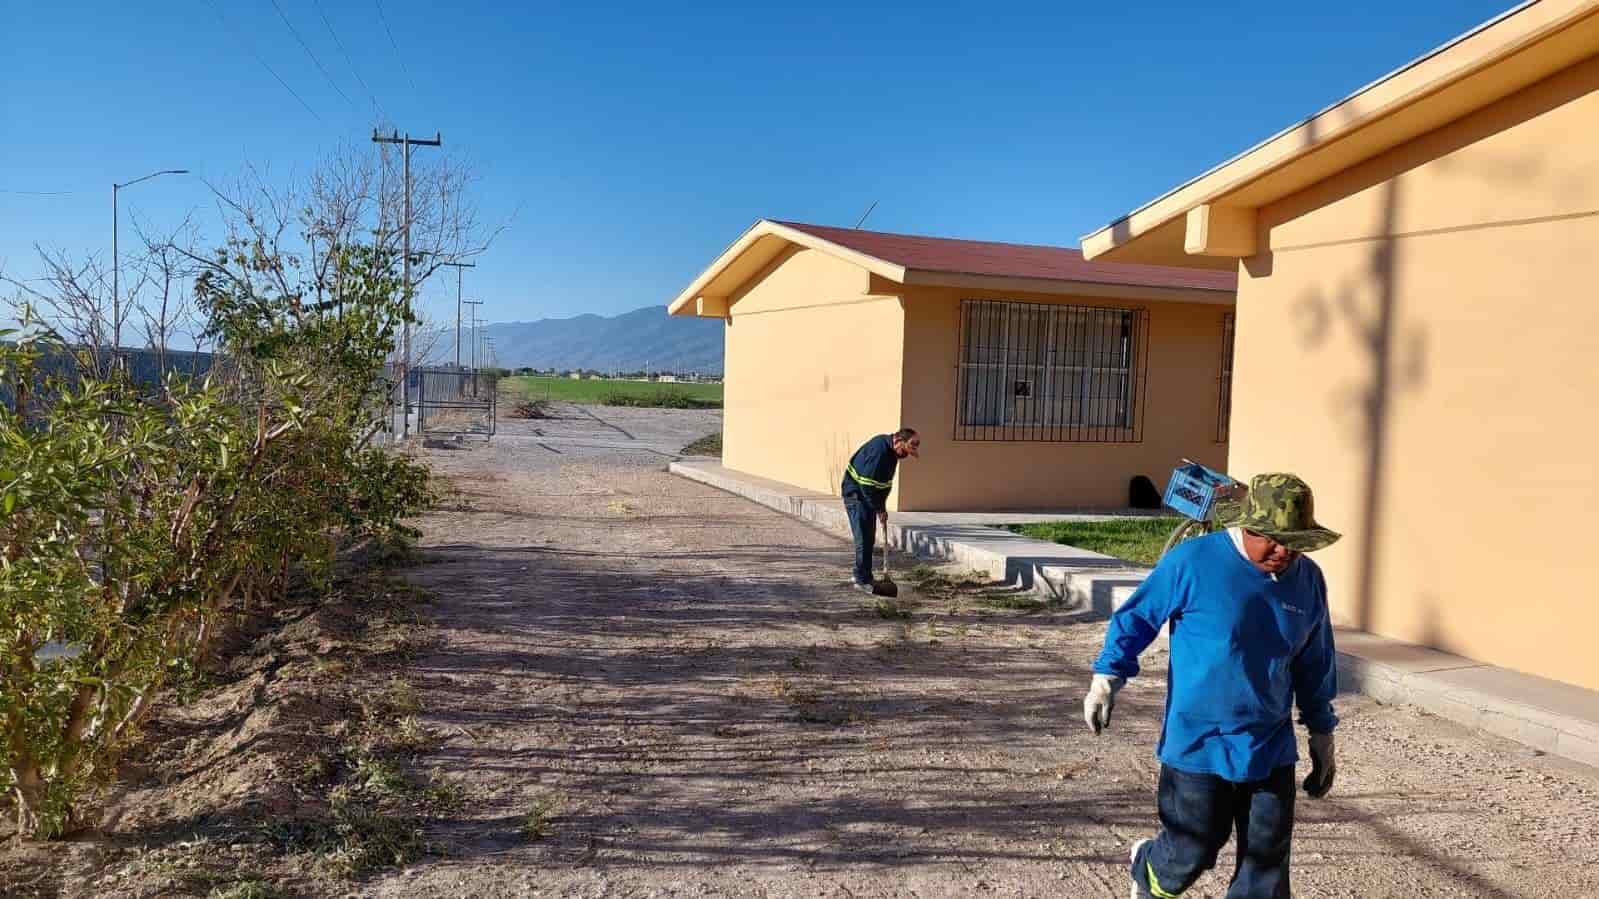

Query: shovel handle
[881,523,891,577]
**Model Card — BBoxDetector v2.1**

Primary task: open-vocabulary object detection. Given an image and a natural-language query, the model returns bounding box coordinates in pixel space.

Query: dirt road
[373,405,1599,898]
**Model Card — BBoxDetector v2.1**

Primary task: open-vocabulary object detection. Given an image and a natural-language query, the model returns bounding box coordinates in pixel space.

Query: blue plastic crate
[1163,462,1232,521]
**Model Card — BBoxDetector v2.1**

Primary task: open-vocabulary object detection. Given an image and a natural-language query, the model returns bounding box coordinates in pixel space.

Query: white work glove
[1082,673,1126,734]
[1303,733,1336,798]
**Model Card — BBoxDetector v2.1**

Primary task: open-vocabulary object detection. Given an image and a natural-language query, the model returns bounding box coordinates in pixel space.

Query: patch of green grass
[360,677,422,723]
[387,715,440,754]
[353,755,410,798]
[325,804,426,875]
[506,376,722,408]
[209,880,289,899]
[297,749,338,785]
[522,795,561,841]
[680,432,722,456]
[268,798,425,876]
[1007,517,1183,566]
[420,768,466,812]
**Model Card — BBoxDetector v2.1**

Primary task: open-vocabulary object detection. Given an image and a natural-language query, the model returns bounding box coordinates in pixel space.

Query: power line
[206,0,324,125]
[267,0,353,108]
[315,0,388,121]
[373,0,418,94]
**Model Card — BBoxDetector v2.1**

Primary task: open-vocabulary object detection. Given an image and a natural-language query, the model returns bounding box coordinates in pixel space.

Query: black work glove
[1303,733,1336,798]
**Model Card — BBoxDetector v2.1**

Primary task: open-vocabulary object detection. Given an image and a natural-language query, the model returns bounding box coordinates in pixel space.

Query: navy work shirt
[840,435,899,513]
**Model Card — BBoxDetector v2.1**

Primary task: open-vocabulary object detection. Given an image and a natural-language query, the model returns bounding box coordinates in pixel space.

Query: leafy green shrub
[0,242,435,838]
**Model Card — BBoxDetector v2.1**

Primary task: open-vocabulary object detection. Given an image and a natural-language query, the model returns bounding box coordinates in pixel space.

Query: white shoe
[852,582,874,595]
[1130,838,1152,899]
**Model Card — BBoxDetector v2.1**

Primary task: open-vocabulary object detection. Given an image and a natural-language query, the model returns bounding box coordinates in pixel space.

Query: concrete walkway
[669,458,1599,770]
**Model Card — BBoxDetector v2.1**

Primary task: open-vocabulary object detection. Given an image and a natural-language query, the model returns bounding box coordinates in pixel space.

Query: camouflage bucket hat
[1214,473,1341,552]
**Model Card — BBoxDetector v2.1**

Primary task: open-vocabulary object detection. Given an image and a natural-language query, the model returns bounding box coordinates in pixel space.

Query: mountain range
[429,305,724,373]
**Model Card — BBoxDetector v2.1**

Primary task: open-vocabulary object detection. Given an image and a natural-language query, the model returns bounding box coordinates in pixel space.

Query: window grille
[955,300,1149,442]
[1216,312,1236,443]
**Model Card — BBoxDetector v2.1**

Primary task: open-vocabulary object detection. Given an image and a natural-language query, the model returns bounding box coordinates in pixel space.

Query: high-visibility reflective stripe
[847,464,893,490]
[1146,860,1181,899]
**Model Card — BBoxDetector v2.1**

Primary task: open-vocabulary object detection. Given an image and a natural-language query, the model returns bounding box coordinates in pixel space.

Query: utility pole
[371,129,441,438]
[438,260,475,369]
[463,299,483,369]
[485,336,496,370]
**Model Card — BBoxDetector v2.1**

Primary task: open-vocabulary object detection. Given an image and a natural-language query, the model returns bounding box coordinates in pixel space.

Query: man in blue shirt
[840,428,920,592]
[1084,473,1340,899]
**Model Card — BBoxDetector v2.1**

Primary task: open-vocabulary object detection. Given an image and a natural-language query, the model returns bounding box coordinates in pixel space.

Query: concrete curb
[669,459,1599,771]
[668,459,1150,613]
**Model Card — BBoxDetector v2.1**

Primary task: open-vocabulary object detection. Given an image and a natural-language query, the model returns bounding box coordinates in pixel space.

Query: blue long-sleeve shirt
[1093,531,1339,782]
[840,435,899,512]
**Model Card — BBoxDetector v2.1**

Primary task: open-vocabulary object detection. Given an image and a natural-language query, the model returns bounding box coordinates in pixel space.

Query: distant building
[669,219,1236,512]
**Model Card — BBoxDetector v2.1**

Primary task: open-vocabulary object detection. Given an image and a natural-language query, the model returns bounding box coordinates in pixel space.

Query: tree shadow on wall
[1257,179,1428,633]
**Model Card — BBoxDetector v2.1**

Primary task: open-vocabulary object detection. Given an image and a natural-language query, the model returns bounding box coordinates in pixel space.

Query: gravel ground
[367,403,1599,898]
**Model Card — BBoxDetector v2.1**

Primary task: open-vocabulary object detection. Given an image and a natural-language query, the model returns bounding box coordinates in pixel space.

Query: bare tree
[3,248,123,379]
[129,213,202,372]
[4,134,500,387]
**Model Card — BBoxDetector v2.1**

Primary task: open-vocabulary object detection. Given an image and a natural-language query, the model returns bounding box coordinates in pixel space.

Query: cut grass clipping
[1008,516,1183,566]
[904,565,1051,612]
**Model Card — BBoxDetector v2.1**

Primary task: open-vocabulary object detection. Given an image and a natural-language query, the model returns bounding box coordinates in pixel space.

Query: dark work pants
[844,497,876,585]
[1132,764,1295,899]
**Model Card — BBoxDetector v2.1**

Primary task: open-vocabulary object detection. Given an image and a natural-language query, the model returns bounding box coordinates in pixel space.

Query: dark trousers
[844,497,876,585]
[1132,764,1295,899]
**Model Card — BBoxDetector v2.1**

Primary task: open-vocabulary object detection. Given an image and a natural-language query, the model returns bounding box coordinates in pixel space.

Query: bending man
[840,428,919,593]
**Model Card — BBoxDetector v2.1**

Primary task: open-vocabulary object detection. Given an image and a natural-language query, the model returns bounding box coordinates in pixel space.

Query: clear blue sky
[1,0,1514,328]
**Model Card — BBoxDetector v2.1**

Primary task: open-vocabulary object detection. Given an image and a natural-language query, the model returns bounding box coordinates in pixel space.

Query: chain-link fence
[412,366,498,437]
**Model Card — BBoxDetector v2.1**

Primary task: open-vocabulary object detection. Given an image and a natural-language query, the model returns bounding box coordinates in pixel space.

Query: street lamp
[113,169,188,349]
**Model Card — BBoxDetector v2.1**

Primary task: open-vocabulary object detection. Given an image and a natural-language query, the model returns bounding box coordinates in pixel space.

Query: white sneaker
[852,582,874,595]
[1129,838,1152,899]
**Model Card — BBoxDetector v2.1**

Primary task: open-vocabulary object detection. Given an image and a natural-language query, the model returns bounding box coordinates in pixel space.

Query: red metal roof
[775,220,1237,293]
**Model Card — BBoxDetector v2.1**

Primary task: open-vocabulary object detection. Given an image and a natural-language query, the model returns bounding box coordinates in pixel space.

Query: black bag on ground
[1129,475,1162,510]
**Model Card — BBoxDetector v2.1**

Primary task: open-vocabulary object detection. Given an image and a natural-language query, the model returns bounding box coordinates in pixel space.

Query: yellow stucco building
[669,220,1237,512]
[1082,0,1599,691]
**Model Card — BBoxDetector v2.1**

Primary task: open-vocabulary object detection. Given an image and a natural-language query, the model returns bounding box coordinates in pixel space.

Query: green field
[506,376,723,408]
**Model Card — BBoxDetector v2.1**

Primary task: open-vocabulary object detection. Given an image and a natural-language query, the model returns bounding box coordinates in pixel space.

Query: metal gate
[413,367,498,437]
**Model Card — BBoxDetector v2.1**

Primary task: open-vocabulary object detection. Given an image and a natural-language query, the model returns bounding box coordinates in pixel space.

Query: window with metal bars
[955,300,1149,442]
[1216,312,1236,443]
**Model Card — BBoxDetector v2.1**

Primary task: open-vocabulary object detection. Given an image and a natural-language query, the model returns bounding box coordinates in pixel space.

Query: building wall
[721,246,907,501]
[896,286,1231,511]
[1235,51,1599,690]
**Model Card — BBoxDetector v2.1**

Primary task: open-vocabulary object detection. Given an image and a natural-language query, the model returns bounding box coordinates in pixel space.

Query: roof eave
[900,269,1235,304]
[667,220,907,317]
[1081,0,1599,265]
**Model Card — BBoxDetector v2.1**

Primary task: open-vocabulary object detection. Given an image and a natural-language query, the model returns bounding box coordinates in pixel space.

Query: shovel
[871,524,899,597]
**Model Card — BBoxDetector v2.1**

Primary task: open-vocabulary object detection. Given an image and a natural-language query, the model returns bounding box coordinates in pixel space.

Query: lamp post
[113,169,188,350]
